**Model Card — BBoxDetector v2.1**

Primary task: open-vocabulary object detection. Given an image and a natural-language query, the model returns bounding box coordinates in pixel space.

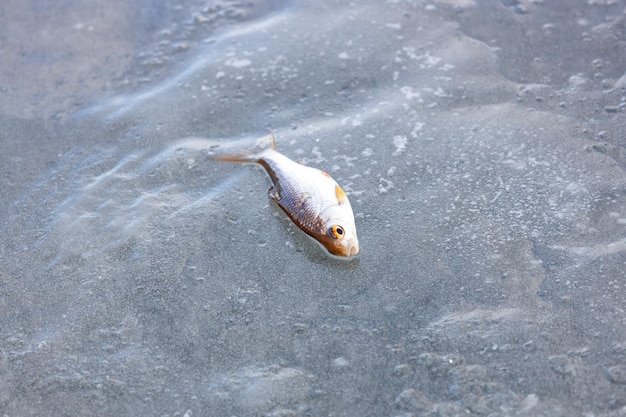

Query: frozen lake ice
[1,0,626,415]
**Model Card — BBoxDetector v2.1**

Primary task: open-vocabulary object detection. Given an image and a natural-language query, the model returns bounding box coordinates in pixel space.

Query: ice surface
[1,0,626,416]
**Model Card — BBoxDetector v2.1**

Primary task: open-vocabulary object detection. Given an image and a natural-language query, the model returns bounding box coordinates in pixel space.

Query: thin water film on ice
[1,0,626,416]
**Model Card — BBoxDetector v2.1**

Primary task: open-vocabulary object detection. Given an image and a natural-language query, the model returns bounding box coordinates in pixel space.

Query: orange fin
[335,184,348,205]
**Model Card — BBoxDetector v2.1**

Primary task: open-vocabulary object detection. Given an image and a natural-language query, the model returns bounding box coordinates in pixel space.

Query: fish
[211,133,360,258]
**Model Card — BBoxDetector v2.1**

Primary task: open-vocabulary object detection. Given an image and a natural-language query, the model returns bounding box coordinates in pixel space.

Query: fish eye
[329,225,345,239]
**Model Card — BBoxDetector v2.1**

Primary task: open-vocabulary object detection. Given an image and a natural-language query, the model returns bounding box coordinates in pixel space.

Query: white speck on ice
[340,116,362,127]
[338,52,350,59]
[423,54,442,67]
[333,357,350,367]
[565,182,585,194]
[379,177,394,194]
[436,0,476,10]
[431,87,448,97]
[410,122,425,138]
[502,159,526,170]
[225,58,252,68]
[400,86,422,101]
[392,135,407,156]
[527,157,550,167]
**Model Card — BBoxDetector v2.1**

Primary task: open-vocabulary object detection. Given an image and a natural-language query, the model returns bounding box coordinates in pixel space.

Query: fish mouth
[348,244,359,257]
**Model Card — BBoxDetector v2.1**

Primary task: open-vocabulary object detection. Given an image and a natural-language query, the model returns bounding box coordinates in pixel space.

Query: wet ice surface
[2,0,626,415]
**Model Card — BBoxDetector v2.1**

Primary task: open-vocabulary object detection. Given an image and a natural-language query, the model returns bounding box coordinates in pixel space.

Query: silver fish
[212,134,360,257]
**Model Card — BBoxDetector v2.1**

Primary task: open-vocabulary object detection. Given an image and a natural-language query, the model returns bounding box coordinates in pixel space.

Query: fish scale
[260,151,329,232]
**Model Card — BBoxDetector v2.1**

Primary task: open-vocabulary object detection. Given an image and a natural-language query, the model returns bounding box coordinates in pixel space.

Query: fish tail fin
[210,132,276,163]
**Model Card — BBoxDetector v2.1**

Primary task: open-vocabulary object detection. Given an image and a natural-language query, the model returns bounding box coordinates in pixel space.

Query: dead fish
[211,133,360,258]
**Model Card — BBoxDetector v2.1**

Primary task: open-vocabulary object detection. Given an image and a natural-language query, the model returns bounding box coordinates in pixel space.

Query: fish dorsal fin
[268,130,277,150]
[335,184,348,205]
[256,131,276,151]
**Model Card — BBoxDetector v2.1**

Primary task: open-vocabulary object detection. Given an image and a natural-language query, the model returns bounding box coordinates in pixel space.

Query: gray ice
[1,0,625,416]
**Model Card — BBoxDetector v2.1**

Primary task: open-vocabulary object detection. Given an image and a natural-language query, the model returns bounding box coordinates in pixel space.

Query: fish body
[212,134,359,257]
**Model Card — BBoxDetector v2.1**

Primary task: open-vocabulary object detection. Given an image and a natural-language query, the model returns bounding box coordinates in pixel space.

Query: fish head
[318,206,360,258]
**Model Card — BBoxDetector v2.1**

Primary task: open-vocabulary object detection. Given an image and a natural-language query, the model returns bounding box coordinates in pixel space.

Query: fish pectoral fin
[335,184,348,205]
[268,186,281,201]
